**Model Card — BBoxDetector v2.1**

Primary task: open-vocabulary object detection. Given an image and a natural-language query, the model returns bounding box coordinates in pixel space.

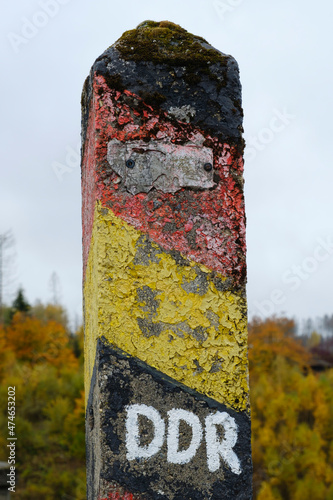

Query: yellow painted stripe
[84,202,249,412]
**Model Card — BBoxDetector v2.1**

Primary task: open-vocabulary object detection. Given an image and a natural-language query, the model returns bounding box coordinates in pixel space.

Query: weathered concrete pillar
[81,20,252,499]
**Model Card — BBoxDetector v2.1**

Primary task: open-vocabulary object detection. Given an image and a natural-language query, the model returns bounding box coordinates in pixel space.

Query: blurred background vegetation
[0,291,86,499]
[0,289,333,499]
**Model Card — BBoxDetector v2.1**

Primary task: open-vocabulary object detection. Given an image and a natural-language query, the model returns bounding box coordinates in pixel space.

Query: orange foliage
[3,312,78,370]
[249,317,310,376]
[0,306,85,498]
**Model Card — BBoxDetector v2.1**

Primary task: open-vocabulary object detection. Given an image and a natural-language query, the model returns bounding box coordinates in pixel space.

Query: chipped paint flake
[167,105,196,123]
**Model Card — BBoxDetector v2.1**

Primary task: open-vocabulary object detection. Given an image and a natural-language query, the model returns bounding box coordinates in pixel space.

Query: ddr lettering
[125,404,241,474]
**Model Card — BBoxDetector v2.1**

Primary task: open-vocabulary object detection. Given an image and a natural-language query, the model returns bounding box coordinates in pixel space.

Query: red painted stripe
[82,74,246,286]
[82,97,98,279]
[99,489,141,499]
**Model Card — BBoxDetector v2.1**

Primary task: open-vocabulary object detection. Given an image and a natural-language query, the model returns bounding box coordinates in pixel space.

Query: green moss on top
[136,20,186,33]
[115,20,228,72]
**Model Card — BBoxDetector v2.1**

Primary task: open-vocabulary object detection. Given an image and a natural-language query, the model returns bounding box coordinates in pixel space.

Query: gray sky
[1,0,332,328]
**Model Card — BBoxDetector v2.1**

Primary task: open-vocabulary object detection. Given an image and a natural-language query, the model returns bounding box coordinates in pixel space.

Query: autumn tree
[3,312,77,370]
[32,301,69,331]
[0,301,85,499]
[249,317,333,500]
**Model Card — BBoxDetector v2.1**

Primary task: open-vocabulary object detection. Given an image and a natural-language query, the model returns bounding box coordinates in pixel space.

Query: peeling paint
[81,76,246,287]
[84,202,249,412]
[167,105,196,123]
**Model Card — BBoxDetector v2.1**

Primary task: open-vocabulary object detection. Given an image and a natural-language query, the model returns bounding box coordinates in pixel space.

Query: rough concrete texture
[86,340,252,500]
[82,20,252,499]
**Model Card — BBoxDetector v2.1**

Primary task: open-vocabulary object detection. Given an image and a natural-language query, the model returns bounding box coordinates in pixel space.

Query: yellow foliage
[249,317,333,499]
[4,312,78,370]
[257,481,280,500]
[1,304,333,499]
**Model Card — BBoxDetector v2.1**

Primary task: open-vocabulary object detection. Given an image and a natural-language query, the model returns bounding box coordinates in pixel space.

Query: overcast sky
[1,0,332,329]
